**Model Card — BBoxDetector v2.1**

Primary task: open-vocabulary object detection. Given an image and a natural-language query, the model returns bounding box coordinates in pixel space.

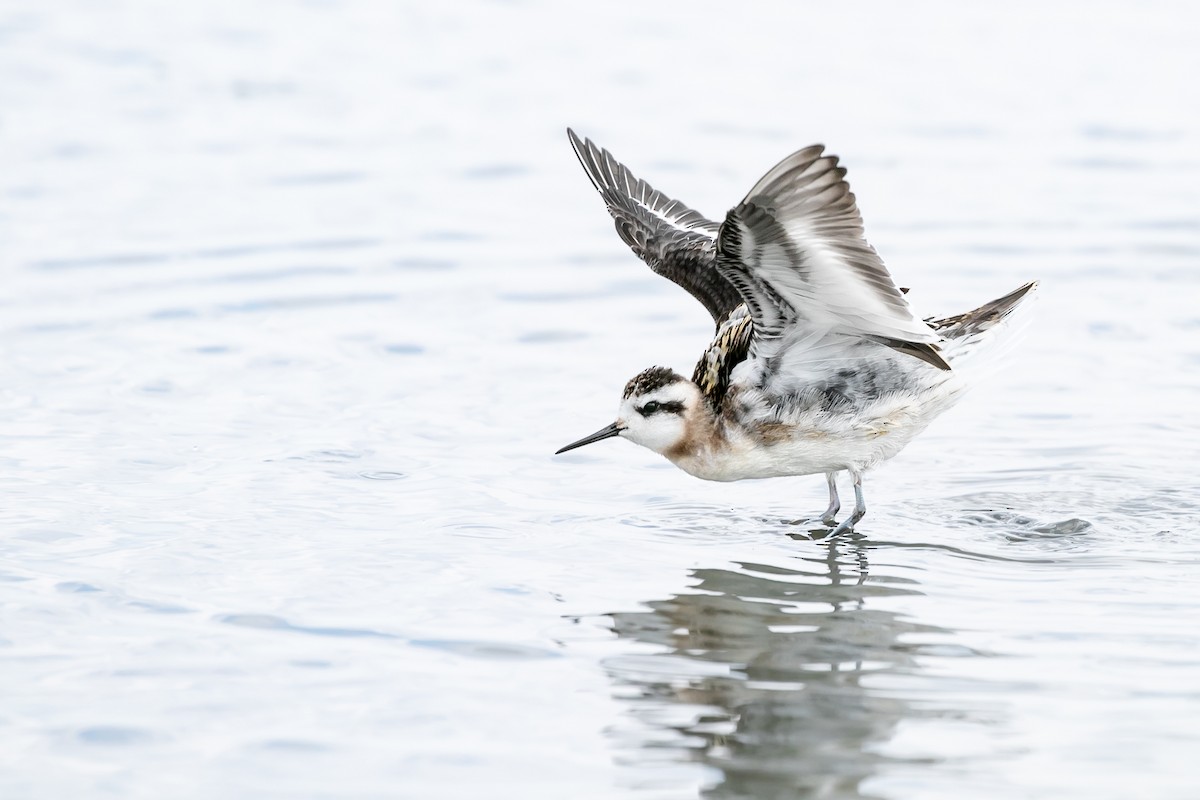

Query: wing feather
[691,305,753,409]
[715,145,949,370]
[567,129,744,326]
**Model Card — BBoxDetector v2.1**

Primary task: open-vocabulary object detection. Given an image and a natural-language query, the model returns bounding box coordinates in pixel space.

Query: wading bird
[556,129,1036,535]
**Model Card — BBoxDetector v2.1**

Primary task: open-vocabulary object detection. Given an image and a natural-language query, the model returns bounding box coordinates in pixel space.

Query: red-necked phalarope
[556,129,1037,536]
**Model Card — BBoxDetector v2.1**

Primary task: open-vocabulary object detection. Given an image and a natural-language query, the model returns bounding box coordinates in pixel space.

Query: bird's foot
[828,507,866,538]
[827,518,856,538]
[786,516,838,538]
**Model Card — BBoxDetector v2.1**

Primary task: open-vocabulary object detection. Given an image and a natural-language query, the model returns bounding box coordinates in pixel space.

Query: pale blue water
[2,2,1199,798]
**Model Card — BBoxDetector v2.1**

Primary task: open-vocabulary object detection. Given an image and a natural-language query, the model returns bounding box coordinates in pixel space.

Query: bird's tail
[932,281,1039,368]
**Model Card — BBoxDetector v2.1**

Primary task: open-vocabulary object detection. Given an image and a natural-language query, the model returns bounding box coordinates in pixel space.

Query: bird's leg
[787,472,847,532]
[821,472,841,526]
[829,472,866,537]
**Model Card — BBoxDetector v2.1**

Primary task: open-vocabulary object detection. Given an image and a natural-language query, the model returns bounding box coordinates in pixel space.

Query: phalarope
[556,129,1037,535]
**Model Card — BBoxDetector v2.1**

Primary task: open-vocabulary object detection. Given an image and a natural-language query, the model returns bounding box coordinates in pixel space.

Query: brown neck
[665,405,724,463]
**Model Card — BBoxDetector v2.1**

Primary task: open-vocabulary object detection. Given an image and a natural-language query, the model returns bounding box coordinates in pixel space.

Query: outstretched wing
[715,145,949,370]
[567,129,745,326]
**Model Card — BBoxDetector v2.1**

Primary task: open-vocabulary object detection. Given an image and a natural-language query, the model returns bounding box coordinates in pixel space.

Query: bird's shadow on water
[590,533,981,800]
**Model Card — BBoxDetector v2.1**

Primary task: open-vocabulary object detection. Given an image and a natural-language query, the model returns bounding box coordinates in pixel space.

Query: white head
[556,367,703,457]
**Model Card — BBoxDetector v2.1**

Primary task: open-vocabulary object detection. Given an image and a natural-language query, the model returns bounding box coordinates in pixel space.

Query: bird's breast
[667,424,858,481]
[667,389,958,481]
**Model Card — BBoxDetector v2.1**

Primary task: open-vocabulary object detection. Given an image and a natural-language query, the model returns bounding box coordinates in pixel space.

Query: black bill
[555,422,624,454]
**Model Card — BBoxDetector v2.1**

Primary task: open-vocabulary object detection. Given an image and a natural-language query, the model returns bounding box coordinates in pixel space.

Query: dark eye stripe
[638,400,684,416]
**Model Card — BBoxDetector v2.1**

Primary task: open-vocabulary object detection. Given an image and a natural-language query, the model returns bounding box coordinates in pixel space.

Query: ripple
[30,238,380,271]
[218,293,395,314]
[517,330,589,344]
[257,739,331,752]
[410,639,560,660]
[392,257,456,271]
[1028,518,1093,535]
[499,290,597,303]
[1058,157,1153,170]
[358,471,406,481]
[419,230,485,242]
[126,600,193,615]
[216,614,400,640]
[33,252,168,270]
[267,172,365,186]
[957,509,1094,536]
[56,581,101,593]
[76,726,159,746]
[382,343,424,355]
[1081,125,1181,141]
[463,164,529,179]
[15,529,79,542]
[284,449,366,463]
[148,308,198,320]
[445,524,511,539]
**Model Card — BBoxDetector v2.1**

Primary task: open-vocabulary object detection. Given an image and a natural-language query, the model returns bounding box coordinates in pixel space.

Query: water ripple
[216,614,400,640]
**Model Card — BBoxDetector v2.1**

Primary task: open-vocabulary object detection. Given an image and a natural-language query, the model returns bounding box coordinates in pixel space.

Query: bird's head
[556,366,702,457]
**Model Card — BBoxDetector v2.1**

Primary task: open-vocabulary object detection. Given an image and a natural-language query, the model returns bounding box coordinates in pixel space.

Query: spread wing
[567,129,745,326]
[715,145,949,370]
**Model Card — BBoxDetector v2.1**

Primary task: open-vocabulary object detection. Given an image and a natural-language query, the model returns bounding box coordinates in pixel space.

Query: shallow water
[2,1,1200,797]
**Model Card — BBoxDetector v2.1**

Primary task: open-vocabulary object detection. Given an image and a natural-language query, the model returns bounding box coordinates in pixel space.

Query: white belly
[671,387,962,481]
[674,430,904,481]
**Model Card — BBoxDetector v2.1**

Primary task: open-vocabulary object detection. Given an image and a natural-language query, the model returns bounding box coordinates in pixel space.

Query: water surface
[2,1,1199,797]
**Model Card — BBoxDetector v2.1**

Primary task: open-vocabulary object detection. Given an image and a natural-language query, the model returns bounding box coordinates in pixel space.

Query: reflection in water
[603,537,963,799]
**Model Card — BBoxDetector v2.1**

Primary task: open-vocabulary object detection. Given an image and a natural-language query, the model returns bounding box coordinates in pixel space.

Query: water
[2,1,1199,797]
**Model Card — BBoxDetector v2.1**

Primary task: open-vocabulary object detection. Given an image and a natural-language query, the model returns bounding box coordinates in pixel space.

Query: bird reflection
[603,536,948,799]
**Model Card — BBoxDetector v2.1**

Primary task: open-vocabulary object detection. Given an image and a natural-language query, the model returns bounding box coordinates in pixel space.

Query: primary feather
[566,129,741,326]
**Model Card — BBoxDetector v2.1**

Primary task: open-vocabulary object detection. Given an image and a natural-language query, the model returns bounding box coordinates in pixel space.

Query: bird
[555,128,1037,536]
